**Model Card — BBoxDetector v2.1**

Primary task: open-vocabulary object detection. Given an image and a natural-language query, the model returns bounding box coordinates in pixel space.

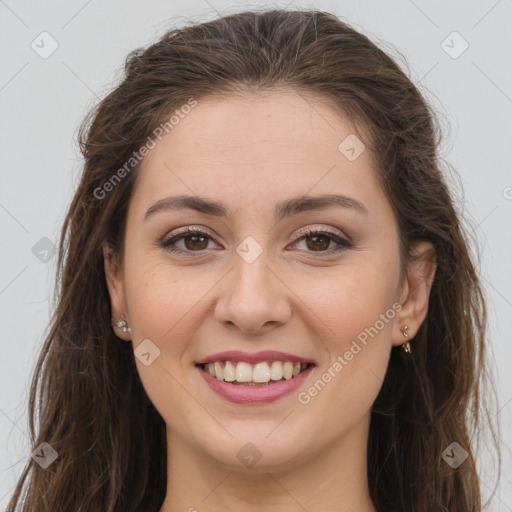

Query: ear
[393,240,437,346]
[103,244,130,341]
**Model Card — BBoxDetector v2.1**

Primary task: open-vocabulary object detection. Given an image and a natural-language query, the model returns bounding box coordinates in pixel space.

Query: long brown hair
[7,9,500,511]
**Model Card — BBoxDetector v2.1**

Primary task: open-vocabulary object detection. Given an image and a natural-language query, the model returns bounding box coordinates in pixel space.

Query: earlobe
[393,240,437,347]
[103,244,130,341]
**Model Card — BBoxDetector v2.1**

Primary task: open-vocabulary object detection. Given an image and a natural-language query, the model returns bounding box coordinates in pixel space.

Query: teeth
[203,360,309,384]
[253,362,271,383]
[270,361,283,381]
[282,361,293,379]
[214,361,223,380]
[235,362,253,382]
[223,361,235,382]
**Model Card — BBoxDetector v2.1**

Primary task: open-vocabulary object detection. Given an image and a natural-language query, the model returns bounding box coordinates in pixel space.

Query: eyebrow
[144,193,369,222]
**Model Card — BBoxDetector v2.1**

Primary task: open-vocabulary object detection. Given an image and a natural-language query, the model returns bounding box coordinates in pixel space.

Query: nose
[214,251,292,335]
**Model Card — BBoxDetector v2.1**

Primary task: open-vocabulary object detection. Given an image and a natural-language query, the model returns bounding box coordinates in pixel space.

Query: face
[105,90,434,473]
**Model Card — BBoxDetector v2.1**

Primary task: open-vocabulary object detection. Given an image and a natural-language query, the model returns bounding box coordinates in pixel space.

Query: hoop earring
[401,325,411,353]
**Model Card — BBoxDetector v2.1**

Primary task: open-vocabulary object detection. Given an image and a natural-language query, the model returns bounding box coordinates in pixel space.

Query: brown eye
[304,234,331,251]
[183,234,209,251]
[160,227,218,254]
[291,229,352,255]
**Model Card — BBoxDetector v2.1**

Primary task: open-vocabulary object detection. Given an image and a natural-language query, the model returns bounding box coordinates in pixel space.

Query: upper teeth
[203,361,307,383]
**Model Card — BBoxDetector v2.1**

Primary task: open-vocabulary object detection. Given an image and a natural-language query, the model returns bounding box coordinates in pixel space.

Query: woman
[7,9,499,512]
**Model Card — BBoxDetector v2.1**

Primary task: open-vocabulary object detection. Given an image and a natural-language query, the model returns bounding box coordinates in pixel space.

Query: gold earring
[400,325,411,353]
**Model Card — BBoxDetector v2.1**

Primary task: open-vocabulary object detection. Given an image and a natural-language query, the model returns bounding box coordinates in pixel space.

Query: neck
[159,414,377,512]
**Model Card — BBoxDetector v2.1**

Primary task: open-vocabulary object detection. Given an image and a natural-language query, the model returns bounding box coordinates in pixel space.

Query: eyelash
[159,226,353,256]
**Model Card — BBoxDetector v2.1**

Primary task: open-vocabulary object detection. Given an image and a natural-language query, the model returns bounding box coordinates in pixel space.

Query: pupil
[307,235,329,251]
[186,235,207,250]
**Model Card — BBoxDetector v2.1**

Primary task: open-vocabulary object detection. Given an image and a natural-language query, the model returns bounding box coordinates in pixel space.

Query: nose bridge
[214,243,291,333]
[233,247,273,300]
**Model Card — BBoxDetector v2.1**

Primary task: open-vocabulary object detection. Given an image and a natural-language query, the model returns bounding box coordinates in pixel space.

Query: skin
[104,89,436,512]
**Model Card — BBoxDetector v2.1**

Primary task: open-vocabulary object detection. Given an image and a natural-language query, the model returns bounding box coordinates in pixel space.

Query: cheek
[122,263,207,424]
[291,260,399,342]
[123,253,210,342]
[290,261,398,403]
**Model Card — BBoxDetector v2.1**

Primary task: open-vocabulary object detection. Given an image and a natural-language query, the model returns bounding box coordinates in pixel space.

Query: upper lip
[196,350,316,365]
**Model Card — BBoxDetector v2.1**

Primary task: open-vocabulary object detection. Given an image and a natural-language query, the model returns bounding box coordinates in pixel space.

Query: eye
[159,226,219,254]
[159,225,352,256]
[289,227,352,255]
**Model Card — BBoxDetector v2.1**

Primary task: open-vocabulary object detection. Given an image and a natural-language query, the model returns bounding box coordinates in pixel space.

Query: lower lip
[197,365,315,404]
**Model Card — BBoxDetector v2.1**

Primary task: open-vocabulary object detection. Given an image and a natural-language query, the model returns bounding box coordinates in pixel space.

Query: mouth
[196,360,315,386]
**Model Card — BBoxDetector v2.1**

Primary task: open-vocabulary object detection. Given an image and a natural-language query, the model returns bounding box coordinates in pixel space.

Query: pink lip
[197,364,315,405]
[196,350,316,365]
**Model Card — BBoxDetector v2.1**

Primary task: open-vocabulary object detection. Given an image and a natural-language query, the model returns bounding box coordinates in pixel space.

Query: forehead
[129,89,384,218]
[159,89,363,157]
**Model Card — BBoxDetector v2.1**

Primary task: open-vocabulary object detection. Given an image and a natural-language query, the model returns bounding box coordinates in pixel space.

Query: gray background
[1,0,511,509]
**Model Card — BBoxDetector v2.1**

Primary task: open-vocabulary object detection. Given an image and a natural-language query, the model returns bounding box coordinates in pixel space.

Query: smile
[196,361,316,404]
[199,360,312,385]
